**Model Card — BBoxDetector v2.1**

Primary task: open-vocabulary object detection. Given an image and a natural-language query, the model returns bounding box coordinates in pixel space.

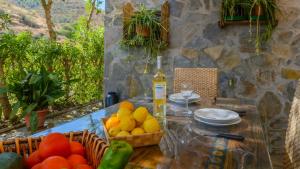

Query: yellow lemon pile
[105,100,161,137]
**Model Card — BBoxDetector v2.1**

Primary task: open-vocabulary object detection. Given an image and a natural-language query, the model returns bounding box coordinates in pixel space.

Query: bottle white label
[154,83,166,99]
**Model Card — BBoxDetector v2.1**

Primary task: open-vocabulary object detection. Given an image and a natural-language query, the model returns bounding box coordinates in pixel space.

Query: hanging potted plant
[222,0,249,21]
[121,4,168,100]
[121,4,168,58]
[130,5,160,38]
[249,0,279,54]
[3,67,64,132]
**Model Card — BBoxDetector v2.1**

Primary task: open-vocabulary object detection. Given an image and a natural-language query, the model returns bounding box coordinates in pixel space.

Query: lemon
[143,118,161,133]
[116,131,130,137]
[119,116,136,131]
[117,108,132,119]
[105,116,120,130]
[136,121,143,127]
[108,126,121,137]
[131,128,145,135]
[133,107,149,123]
[111,113,117,117]
[146,114,154,120]
[129,118,136,131]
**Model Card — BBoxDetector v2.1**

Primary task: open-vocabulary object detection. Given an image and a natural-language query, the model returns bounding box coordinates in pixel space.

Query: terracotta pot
[25,109,48,129]
[136,25,150,37]
[254,5,263,16]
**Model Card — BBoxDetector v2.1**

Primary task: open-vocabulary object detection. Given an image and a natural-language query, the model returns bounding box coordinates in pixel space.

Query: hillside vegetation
[6,0,86,25]
[1,0,103,38]
[0,0,48,36]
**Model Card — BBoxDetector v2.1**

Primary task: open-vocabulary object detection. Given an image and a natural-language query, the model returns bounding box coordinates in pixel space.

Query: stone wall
[104,0,300,168]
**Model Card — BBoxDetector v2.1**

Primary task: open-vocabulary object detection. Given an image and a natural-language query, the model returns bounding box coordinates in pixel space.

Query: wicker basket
[102,118,164,148]
[0,130,108,169]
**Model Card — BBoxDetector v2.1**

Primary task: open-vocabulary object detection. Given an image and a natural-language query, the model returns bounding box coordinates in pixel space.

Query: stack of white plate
[169,93,201,104]
[194,108,241,126]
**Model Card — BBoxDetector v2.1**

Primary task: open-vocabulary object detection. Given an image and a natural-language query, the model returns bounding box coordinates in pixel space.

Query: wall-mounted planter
[136,25,150,37]
[219,0,277,28]
[121,2,170,56]
[249,15,267,21]
[224,15,248,21]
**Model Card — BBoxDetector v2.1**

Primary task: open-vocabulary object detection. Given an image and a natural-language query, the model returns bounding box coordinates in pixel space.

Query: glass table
[33,100,273,169]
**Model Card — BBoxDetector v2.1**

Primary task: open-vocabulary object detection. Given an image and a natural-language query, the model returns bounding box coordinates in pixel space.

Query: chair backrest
[285,80,300,169]
[173,68,218,99]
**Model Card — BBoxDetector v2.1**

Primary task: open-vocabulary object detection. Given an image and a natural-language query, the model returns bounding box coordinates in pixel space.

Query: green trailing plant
[223,0,239,18]
[249,0,279,54]
[221,0,278,54]
[1,67,64,131]
[222,0,251,20]
[121,4,167,58]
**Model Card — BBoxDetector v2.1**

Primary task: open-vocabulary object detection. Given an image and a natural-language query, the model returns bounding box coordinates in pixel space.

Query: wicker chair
[285,80,300,169]
[173,68,218,100]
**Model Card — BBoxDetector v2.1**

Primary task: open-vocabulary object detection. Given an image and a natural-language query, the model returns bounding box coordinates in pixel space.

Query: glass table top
[32,100,272,169]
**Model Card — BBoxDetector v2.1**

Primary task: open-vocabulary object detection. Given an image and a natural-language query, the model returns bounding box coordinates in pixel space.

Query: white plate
[194,115,242,126]
[169,93,200,101]
[194,108,239,123]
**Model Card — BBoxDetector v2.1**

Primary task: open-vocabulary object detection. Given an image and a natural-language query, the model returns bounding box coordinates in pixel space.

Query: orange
[26,150,42,169]
[39,133,71,159]
[75,164,93,169]
[67,154,87,169]
[70,141,85,156]
[32,163,42,169]
[105,116,120,130]
[119,101,134,111]
[41,156,71,169]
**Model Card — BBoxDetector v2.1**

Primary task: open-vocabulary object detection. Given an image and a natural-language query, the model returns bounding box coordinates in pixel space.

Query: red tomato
[41,156,71,169]
[26,150,42,169]
[31,163,42,169]
[70,141,85,156]
[39,133,71,159]
[75,164,93,169]
[67,154,87,169]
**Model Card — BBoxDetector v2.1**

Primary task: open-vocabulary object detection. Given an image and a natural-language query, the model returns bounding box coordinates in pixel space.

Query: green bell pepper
[98,140,133,169]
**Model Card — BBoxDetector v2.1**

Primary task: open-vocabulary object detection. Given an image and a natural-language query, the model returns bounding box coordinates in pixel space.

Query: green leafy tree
[0,3,105,122]
[40,0,57,40]
[86,0,102,29]
[0,32,32,119]
[71,17,104,102]
[30,38,63,72]
[60,41,80,102]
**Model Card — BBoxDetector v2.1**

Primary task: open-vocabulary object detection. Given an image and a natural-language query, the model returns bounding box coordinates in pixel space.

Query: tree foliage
[0,18,104,120]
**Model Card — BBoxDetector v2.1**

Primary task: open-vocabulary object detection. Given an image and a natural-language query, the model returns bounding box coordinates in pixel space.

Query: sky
[84,0,105,10]
[100,0,105,10]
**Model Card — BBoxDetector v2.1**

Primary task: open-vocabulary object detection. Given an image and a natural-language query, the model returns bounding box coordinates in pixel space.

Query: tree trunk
[0,59,11,120]
[63,58,71,102]
[86,0,96,29]
[40,0,56,41]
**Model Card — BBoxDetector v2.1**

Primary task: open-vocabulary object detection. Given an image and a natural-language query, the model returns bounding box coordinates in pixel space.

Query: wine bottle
[152,56,167,127]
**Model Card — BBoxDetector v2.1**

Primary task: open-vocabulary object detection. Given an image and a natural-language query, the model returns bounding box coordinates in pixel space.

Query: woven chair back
[174,68,218,100]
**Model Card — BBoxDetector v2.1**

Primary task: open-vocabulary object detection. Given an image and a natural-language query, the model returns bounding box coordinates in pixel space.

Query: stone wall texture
[104,0,300,168]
